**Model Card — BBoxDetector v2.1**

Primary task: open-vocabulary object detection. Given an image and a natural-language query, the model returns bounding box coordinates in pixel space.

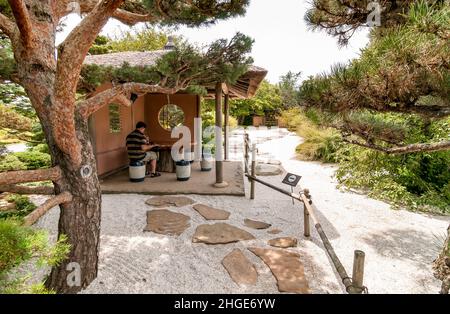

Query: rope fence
[243,131,368,294]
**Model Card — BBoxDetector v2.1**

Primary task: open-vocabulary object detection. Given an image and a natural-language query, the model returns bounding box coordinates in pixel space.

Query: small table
[155,143,197,173]
[157,146,176,173]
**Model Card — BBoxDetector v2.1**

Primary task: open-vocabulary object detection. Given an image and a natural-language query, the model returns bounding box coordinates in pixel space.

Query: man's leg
[150,159,157,174]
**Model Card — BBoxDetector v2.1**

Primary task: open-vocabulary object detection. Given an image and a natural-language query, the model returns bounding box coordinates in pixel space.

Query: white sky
[58,0,370,83]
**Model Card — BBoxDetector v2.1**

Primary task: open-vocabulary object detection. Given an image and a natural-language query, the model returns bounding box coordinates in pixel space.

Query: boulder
[192,223,255,244]
[248,247,310,294]
[193,204,230,220]
[222,249,258,285]
[144,209,190,236]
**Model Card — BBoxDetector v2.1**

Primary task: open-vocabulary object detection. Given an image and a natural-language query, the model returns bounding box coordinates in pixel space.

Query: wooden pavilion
[83,44,267,188]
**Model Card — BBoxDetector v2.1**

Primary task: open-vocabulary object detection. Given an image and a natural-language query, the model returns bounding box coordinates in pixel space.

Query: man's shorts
[142,151,158,162]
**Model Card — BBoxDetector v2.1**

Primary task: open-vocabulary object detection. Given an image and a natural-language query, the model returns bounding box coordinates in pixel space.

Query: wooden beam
[224,93,230,161]
[0,184,55,195]
[0,167,62,186]
[215,82,223,184]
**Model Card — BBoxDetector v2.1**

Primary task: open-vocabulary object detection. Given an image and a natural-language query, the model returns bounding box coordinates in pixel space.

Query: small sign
[282,173,302,187]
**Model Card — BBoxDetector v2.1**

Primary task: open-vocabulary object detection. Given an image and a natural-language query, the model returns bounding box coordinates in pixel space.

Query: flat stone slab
[248,247,310,294]
[144,209,190,236]
[146,196,195,208]
[268,237,298,248]
[256,164,283,176]
[267,229,282,235]
[244,219,272,230]
[192,223,255,244]
[222,249,258,285]
[193,204,230,220]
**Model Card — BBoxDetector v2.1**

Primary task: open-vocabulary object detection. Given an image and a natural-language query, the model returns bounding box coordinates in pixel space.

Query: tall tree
[0,0,252,293]
[278,71,301,109]
[304,0,450,293]
[302,0,449,153]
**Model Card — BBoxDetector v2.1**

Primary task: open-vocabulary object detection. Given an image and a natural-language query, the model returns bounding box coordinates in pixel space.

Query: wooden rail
[243,132,367,294]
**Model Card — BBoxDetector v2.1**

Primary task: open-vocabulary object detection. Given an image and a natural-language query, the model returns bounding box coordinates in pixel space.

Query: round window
[158,104,185,131]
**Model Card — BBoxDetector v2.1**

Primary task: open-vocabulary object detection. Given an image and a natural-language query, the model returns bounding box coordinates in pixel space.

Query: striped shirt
[126,130,147,161]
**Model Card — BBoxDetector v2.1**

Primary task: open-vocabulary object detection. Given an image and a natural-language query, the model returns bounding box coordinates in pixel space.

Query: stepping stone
[222,249,258,286]
[192,223,255,245]
[268,237,298,248]
[146,196,195,208]
[248,247,310,294]
[244,219,272,230]
[267,229,282,235]
[144,209,190,236]
[256,164,282,176]
[193,204,230,221]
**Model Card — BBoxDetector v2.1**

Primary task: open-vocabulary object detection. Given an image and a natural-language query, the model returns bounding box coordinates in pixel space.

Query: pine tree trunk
[9,0,103,292]
[21,84,102,294]
[43,113,102,294]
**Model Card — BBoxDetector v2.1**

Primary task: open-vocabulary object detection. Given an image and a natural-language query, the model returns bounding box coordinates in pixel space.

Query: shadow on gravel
[361,227,443,266]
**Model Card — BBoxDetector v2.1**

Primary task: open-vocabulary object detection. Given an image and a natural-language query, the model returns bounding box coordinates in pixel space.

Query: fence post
[351,250,366,294]
[244,133,249,174]
[303,208,311,238]
[303,189,311,237]
[250,143,256,200]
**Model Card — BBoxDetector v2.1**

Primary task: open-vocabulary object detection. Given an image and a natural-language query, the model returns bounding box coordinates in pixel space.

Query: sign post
[282,173,302,204]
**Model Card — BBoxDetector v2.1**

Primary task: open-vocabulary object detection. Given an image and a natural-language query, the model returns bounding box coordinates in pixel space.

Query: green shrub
[0,219,70,294]
[13,151,51,170]
[0,154,26,171]
[280,108,344,163]
[0,194,37,220]
[336,147,450,214]
[31,144,50,154]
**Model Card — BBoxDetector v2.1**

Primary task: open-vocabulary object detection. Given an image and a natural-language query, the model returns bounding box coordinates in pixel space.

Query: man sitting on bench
[126,122,161,178]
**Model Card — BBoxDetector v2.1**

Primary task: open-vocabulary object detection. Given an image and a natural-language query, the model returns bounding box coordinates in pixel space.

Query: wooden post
[304,189,311,237]
[250,143,256,199]
[224,93,230,161]
[214,82,228,188]
[303,207,311,238]
[351,250,366,294]
[244,133,249,174]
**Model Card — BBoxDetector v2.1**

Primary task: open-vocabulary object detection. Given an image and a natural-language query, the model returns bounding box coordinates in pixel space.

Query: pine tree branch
[78,83,180,119]
[0,12,15,38]
[343,138,450,155]
[23,192,73,226]
[56,0,158,25]
[0,166,62,186]
[111,9,155,25]
[7,0,33,48]
[52,0,125,166]
[0,184,55,195]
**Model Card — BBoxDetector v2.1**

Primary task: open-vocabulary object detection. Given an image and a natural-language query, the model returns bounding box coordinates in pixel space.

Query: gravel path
[34,128,450,294]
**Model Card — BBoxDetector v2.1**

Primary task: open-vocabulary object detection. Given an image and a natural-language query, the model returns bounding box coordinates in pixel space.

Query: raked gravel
[33,128,450,294]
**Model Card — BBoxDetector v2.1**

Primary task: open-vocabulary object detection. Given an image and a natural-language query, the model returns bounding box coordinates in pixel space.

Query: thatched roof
[84,50,267,99]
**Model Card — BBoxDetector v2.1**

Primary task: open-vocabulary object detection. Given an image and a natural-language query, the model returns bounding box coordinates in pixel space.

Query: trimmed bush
[13,151,51,170]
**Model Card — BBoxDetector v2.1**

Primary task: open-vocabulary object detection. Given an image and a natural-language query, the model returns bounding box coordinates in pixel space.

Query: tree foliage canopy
[300,0,450,153]
[80,32,254,94]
